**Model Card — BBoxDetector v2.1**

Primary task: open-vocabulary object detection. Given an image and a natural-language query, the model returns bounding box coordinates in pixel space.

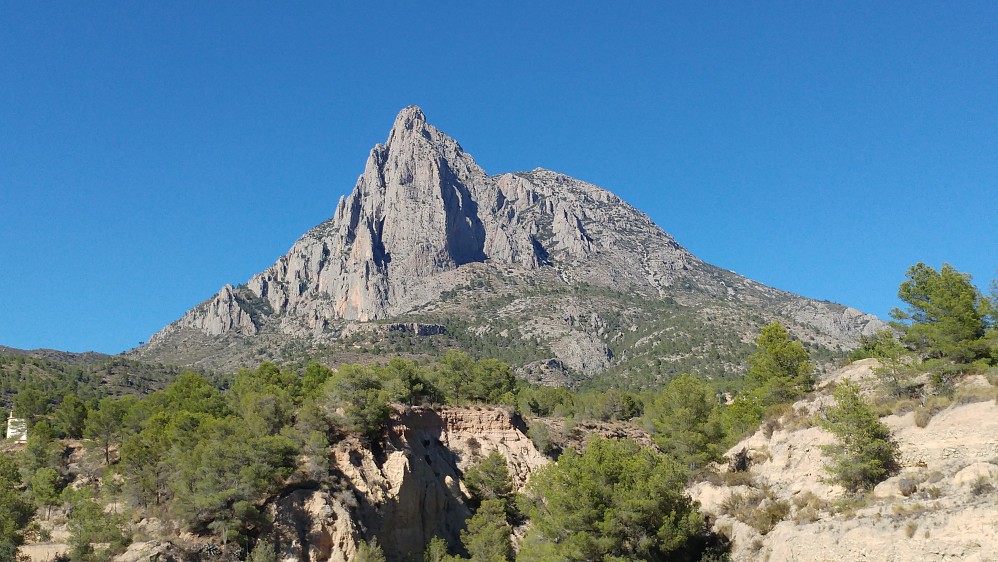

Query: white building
[5,413,27,443]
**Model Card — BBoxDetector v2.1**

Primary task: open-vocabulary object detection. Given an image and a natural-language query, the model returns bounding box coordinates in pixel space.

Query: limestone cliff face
[151,284,258,340]
[144,105,885,369]
[268,406,549,562]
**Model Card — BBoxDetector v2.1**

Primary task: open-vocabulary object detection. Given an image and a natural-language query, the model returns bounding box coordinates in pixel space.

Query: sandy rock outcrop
[690,360,998,562]
[267,406,549,562]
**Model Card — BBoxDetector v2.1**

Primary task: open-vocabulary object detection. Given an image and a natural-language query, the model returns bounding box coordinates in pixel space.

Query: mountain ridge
[135,106,885,384]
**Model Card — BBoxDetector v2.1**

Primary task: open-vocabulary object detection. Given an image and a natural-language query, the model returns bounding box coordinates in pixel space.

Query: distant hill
[0,345,110,365]
[132,106,885,388]
[0,346,197,410]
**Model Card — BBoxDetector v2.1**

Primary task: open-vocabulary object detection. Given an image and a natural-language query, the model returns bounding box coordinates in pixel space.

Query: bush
[352,540,386,562]
[892,399,919,416]
[820,382,900,492]
[913,407,932,428]
[913,394,953,428]
[526,421,553,455]
[969,475,994,496]
[791,491,828,525]
[718,488,789,534]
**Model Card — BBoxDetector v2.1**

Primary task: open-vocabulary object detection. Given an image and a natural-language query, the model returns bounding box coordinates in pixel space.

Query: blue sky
[1,2,996,354]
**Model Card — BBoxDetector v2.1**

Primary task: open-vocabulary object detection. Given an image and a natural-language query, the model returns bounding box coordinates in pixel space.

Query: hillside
[10,358,997,561]
[131,106,884,387]
[0,348,194,412]
[690,359,998,561]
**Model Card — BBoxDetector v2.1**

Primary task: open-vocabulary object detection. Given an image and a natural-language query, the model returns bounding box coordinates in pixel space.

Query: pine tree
[747,322,814,406]
[890,262,992,363]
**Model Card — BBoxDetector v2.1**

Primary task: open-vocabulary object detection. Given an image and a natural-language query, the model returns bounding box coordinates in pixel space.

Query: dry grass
[783,406,818,431]
[891,501,929,516]
[703,469,756,487]
[892,399,920,416]
[913,395,953,428]
[719,487,790,534]
[969,475,994,496]
[953,386,996,405]
[791,491,829,525]
[905,520,918,538]
[831,494,870,519]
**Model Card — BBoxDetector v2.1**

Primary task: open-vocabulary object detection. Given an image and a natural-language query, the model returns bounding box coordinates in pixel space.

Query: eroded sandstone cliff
[265,406,548,562]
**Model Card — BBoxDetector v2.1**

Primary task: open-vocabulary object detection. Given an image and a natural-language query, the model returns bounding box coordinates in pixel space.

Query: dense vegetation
[2,261,995,560]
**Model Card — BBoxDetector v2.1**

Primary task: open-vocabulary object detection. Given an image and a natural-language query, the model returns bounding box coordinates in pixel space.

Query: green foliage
[527,421,555,455]
[230,362,299,436]
[890,262,993,363]
[301,361,334,398]
[423,536,455,562]
[29,467,62,518]
[717,488,789,534]
[463,452,513,504]
[84,397,130,465]
[464,358,517,404]
[0,353,188,423]
[522,437,705,561]
[718,396,763,446]
[324,364,392,438]
[383,357,437,406]
[53,394,89,438]
[110,372,296,542]
[247,540,278,562]
[0,454,35,556]
[63,486,130,561]
[352,540,387,562]
[747,323,814,406]
[12,388,49,426]
[820,381,899,492]
[169,416,295,541]
[646,374,724,471]
[461,498,513,561]
[18,421,61,478]
[865,329,916,397]
[519,385,574,417]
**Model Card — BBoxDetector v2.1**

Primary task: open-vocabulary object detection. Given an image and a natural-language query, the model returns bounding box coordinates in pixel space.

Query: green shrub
[820,382,900,492]
[526,421,553,455]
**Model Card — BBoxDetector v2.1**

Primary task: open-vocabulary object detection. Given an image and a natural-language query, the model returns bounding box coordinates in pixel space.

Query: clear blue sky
[2,2,996,354]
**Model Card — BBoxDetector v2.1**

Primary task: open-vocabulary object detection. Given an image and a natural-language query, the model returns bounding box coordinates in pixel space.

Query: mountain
[133,106,884,387]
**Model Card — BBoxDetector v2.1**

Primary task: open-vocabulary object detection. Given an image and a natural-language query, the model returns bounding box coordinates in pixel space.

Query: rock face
[267,406,548,562]
[141,105,885,375]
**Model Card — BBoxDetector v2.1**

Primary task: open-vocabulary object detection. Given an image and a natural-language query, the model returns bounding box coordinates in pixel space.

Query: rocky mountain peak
[390,104,427,135]
[143,107,886,375]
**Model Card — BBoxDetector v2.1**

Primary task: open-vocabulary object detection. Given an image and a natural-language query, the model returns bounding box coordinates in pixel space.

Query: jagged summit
[141,107,885,378]
[391,104,428,132]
